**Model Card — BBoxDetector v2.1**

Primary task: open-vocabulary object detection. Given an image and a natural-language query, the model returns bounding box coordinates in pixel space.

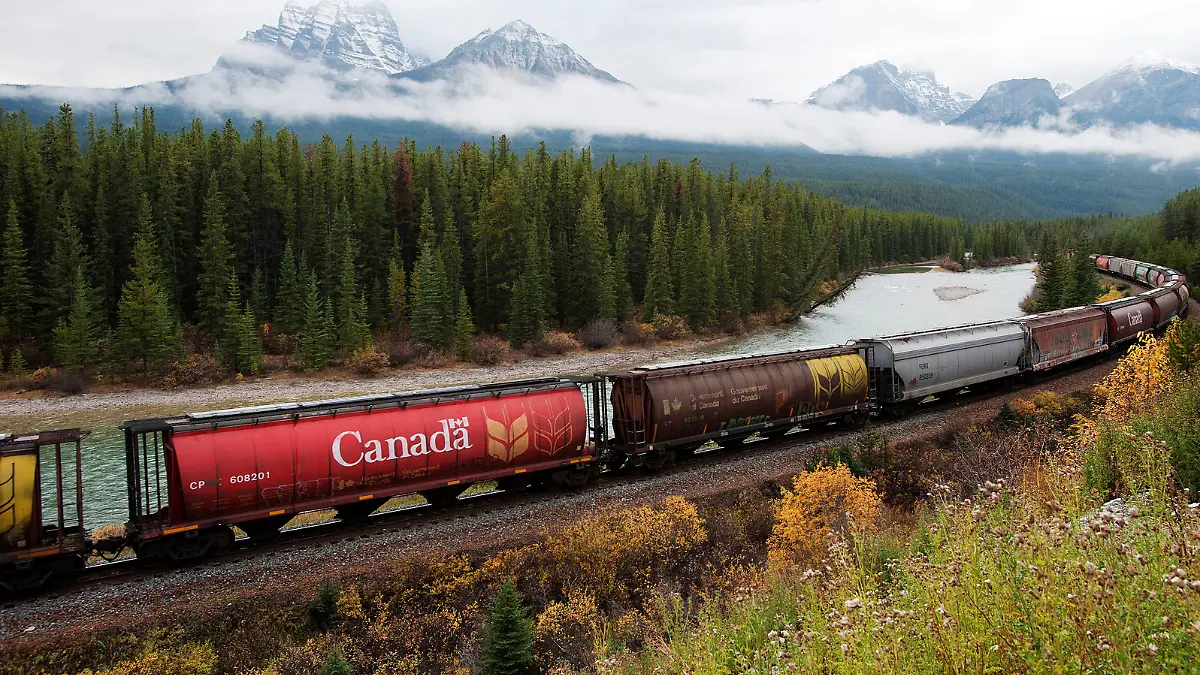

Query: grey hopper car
[863,321,1026,404]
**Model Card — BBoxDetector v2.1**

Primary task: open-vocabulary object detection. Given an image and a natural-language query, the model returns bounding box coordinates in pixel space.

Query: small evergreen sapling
[481,580,534,675]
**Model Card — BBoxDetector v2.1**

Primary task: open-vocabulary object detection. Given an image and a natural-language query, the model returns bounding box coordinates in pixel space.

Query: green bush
[307,579,340,632]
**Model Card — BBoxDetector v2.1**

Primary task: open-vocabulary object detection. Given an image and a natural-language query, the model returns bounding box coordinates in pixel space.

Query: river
[1,263,1036,528]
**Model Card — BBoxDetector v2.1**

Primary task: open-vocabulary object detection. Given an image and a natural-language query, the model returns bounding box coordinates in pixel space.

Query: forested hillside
[0,105,969,380]
[3,97,1197,222]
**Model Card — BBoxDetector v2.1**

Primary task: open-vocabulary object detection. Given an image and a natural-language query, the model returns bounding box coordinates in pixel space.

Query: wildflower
[1147,643,1159,656]
[845,598,863,611]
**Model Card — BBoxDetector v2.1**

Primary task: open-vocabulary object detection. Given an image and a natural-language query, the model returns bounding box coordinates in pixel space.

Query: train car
[1096,296,1155,346]
[1094,256,1111,271]
[604,345,874,468]
[863,321,1026,406]
[1176,282,1191,313]
[1148,268,1165,287]
[1015,307,1108,371]
[1135,263,1152,285]
[1115,258,1138,279]
[0,430,87,593]
[122,378,605,560]
[1142,287,1184,330]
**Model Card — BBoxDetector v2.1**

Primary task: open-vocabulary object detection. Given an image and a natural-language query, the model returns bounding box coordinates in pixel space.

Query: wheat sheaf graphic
[531,396,573,456]
[484,405,531,463]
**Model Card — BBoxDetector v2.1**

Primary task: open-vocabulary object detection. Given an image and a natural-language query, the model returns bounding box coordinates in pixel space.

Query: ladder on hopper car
[611,377,647,449]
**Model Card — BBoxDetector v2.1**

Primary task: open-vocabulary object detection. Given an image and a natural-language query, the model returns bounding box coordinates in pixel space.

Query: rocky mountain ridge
[806,61,975,123]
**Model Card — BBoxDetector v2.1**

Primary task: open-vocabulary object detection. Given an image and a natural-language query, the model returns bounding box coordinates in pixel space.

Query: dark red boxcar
[1095,256,1111,271]
[607,345,872,453]
[1016,308,1107,371]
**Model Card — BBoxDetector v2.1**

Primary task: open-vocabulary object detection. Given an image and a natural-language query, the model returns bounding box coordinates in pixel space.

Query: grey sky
[4,0,1200,98]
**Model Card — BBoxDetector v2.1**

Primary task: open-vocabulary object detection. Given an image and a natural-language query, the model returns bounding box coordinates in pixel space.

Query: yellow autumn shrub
[77,642,218,675]
[541,496,707,600]
[534,590,603,670]
[1075,331,1174,448]
[768,464,881,568]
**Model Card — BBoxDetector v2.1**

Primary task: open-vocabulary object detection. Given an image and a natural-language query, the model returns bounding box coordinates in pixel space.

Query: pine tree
[275,240,302,336]
[196,175,233,334]
[474,171,523,331]
[642,209,675,320]
[612,229,633,322]
[1,200,33,342]
[480,581,534,675]
[386,256,407,335]
[297,277,334,369]
[336,238,370,352]
[42,195,92,336]
[216,274,263,375]
[8,348,27,378]
[679,216,715,330]
[1034,244,1068,313]
[507,273,543,349]
[452,290,475,359]
[411,242,449,350]
[570,190,615,325]
[114,225,180,377]
[1068,240,1102,306]
[53,268,99,371]
[249,267,267,325]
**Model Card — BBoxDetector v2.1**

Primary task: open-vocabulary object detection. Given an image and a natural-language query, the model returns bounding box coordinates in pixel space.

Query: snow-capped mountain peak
[1053,82,1075,98]
[234,0,429,75]
[416,19,622,83]
[806,60,975,123]
[1113,50,1200,76]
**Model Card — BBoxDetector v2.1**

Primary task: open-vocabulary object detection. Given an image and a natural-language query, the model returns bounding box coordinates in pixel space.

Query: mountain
[952,78,1063,128]
[402,20,622,84]
[1053,82,1075,98]
[1064,51,1200,129]
[224,0,429,75]
[805,61,975,123]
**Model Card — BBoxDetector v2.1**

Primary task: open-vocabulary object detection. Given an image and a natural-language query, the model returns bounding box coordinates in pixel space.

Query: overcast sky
[5,0,1200,98]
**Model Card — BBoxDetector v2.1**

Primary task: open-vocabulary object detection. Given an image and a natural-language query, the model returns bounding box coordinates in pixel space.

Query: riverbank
[0,336,725,420]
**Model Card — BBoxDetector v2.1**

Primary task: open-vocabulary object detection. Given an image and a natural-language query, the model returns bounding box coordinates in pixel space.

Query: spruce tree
[480,581,534,675]
[297,277,334,369]
[679,216,715,330]
[275,240,302,336]
[642,209,675,320]
[612,229,633,323]
[507,273,543,349]
[452,290,475,359]
[411,242,449,350]
[1,200,33,342]
[1069,241,1102,306]
[1034,245,1068,313]
[474,171,522,330]
[571,190,615,325]
[386,256,407,335]
[53,268,99,371]
[249,267,267,325]
[115,225,180,377]
[42,195,92,336]
[336,238,370,352]
[196,175,233,334]
[217,274,262,375]
[8,348,27,378]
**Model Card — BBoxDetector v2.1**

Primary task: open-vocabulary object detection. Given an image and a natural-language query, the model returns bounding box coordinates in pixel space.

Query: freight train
[0,255,1189,593]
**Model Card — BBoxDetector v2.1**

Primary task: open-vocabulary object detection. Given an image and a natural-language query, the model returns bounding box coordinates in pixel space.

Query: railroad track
[6,353,1115,606]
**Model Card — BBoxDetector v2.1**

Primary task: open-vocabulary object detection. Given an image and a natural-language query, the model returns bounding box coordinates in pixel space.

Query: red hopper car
[122,378,604,560]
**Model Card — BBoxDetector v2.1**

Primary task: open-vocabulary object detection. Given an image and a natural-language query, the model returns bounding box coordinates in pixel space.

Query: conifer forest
[0,105,979,378]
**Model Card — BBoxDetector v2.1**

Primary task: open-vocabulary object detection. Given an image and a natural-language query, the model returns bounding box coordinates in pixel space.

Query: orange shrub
[768,464,882,568]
